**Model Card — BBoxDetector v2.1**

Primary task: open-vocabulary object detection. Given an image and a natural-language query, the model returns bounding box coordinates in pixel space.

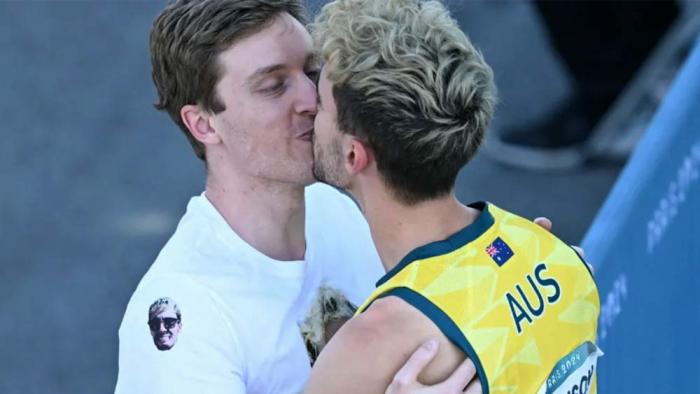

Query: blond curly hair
[311,0,497,204]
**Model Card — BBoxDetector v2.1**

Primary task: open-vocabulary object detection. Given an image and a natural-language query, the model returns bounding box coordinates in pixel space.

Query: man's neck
[205,170,307,261]
[363,192,479,273]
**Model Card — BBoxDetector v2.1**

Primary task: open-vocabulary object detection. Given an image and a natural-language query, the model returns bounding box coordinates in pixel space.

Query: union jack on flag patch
[485,237,514,266]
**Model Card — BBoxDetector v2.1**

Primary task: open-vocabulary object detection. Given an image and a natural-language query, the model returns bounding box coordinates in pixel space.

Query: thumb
[390,339,440,390]
[442,357,477,392]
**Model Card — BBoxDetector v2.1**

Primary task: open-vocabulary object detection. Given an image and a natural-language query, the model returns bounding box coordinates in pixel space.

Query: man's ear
[345,137,370,175]
[181,104,221,145]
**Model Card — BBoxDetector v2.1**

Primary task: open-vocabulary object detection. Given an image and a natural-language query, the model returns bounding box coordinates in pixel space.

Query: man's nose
[295,73,318,116]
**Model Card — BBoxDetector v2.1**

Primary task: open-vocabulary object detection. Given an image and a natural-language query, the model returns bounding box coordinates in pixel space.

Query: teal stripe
[376,202,494,287]
[379,287,490,394]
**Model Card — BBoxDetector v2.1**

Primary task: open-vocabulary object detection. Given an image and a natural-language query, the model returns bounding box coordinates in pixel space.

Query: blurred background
[1,0,698,393]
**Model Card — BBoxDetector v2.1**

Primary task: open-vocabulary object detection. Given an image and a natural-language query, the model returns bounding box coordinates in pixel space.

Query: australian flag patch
[485,237,514,266]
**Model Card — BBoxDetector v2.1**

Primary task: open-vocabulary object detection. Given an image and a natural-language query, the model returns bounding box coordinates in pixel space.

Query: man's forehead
[151,304,177,313]
[157,308,178,317]
[216,14,314,76]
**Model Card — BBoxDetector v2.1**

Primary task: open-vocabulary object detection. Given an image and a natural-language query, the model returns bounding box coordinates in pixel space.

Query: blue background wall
[583,39,700,392]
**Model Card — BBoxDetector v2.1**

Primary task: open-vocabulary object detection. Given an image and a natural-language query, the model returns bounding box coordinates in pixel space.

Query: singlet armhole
[568,245,595,280]
[376,287,491,394]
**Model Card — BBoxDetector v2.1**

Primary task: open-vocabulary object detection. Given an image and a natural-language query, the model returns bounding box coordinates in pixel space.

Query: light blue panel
[582,38,700,391]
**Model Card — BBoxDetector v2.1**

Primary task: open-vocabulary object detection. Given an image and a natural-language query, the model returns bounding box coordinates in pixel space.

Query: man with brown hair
[115,1,480,393]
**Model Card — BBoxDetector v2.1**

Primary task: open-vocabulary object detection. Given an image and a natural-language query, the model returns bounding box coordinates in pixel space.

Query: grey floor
[0,1,621,393]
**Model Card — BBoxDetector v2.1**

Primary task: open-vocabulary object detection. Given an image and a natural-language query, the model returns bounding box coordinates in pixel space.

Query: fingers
[388,339,440,392]
[443,357,477,392]
[533,216,594,275]
[536,218,594,274]
[463,377,482,394]
[570,245,594,273]
[533,217,552,232]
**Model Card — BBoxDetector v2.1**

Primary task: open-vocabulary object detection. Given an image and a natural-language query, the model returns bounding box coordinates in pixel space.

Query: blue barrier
[582,38,700,391]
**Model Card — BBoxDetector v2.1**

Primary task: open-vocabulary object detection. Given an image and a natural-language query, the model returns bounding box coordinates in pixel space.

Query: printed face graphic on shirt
[147,297,182,351]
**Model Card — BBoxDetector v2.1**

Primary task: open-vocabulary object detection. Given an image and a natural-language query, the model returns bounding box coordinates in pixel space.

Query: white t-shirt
[115,184,382,394]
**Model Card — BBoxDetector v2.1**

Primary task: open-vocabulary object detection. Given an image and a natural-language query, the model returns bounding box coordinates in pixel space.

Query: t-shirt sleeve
[115,274,246,394]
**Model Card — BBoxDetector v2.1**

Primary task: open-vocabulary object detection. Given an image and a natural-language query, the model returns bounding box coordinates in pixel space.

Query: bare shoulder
[327,295,434,356]
[383,295,468,383]
[304,296,466,393]
[303,297,418,394]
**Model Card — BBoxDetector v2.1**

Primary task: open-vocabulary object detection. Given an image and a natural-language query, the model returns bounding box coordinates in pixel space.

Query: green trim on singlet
[376,202,494,287]
[379,287,491,394]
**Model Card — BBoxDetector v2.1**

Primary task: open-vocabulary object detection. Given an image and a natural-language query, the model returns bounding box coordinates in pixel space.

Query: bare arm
[304,310,403,394]
[385,339,482,394]
[302,286,482,393]
[304,297,474,394]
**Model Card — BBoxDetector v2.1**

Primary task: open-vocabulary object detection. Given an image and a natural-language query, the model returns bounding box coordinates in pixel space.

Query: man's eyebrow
[245,64,286,87]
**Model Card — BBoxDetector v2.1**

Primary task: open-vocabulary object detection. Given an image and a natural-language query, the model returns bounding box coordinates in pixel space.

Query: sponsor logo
[538,341,603,394]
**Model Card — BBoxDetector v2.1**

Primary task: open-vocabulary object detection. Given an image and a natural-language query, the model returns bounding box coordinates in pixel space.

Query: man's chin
[311,166,330,185]
[155,340,174,351]
[312,177,352,197]
[311,163,351,192]
[312,174,335,188]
